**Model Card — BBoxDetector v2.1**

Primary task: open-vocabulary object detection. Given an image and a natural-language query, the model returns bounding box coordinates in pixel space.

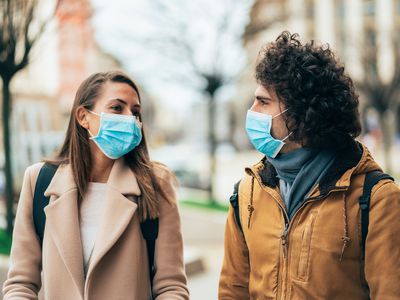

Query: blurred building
[2,0,155,188]
[233,0,400,152]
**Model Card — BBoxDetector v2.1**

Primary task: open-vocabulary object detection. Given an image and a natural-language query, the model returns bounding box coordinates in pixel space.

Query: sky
[90,0,253,113]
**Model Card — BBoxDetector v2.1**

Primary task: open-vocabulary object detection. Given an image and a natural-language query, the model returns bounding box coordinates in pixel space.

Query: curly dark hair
[255,31,361,150]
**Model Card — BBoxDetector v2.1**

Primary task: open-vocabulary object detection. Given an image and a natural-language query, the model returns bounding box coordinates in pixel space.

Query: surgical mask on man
[245,109,291,158]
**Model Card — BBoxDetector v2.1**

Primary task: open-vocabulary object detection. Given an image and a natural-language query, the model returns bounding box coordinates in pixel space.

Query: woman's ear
[76,106,89,129]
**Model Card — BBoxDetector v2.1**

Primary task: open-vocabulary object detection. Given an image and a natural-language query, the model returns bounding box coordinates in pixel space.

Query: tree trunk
[379,110,394,174]
[2,78,15,236]
[207,94,217,204]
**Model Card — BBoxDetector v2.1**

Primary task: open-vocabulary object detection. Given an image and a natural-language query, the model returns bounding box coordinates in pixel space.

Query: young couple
[4,32,400,300]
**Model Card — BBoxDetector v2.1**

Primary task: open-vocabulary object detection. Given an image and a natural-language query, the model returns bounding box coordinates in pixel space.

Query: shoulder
[368,177,400,217]
[24,162,46,189]
[26,162,46,176]
[151,161,177,185]
[15,162,46,209]
[371,178,400,202]
[151,161,178,204]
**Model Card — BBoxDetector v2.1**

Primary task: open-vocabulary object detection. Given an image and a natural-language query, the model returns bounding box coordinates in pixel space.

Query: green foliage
[0,230,12,255]
[180,199,229,212]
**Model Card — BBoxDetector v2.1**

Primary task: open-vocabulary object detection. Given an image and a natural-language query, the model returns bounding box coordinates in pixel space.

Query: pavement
[180,206,226,300]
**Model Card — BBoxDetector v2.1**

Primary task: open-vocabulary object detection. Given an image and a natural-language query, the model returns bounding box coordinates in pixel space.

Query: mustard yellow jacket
[219,142,400,300]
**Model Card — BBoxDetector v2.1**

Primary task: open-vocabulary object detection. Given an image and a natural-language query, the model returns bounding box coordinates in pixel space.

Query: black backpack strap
[359,170,394,257]
[229,180,243,234]
[33,163,59,245]
[140,218,159,291]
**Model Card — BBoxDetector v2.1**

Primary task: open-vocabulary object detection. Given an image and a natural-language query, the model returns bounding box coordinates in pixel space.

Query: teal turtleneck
[267,147,336,219]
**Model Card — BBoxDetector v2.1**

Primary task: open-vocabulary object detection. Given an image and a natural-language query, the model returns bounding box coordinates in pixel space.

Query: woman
[3,71,190,300]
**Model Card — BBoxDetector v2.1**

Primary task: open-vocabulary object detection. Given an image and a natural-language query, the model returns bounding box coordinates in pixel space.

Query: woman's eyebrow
[108,98,127,105]
[108,98,141,108]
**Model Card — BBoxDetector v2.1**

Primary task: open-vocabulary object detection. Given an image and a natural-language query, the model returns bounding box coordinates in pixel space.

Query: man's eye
[257,99,268,106]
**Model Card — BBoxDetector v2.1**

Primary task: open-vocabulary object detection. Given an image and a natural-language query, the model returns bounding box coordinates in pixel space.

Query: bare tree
[152,0,245,203]
[356,33,400,174]
[93,0,285,202]
[93,0,252,202]
[0,0,56,235]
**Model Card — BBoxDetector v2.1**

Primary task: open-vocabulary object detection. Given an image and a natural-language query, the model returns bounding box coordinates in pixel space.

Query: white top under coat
[79,182,107,276]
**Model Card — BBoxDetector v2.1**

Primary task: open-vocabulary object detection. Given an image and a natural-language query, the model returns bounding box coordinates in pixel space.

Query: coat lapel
[86,158,141,280]
[43,164,85,298]
[85,189,138,278]
[42,159,142,295]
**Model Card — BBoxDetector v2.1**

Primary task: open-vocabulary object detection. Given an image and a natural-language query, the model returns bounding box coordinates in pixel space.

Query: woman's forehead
[97,82,140,105]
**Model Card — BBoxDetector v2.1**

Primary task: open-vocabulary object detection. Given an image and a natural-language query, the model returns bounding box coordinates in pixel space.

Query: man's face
[249,85,302,153]
[250,85,289,141]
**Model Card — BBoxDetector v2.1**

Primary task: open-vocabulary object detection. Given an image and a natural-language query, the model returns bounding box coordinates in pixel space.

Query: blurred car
[149,143,210,190]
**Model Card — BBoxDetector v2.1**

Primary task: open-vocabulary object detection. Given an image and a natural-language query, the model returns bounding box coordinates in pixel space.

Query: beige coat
[219,142,400,299]
[3,159,189,300]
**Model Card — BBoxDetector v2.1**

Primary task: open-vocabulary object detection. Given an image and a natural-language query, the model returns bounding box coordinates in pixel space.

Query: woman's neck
[89,145,115,183]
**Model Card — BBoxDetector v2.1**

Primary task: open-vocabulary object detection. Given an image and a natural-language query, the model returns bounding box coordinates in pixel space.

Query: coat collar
[246,140,374,197]
[43,157,141,297]
[44,158,141,198]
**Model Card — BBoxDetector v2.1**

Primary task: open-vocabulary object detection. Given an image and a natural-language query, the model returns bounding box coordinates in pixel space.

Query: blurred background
[0,0,399,299]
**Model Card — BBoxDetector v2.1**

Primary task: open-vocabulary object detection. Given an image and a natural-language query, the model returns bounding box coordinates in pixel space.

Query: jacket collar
[246,140,368,197]
[318,141,363,195]
[44,157,141,197]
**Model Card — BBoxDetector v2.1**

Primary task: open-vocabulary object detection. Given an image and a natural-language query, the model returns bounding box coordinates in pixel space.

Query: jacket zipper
[279,187,348,300]
[249,174,290,300]
[281,226,289,259]
[250,173,347,300]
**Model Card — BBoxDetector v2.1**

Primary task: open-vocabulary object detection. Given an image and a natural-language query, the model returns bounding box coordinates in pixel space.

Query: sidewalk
[180,206,226,300]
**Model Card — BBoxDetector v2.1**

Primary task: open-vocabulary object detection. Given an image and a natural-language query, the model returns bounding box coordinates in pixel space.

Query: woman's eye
[111,105,123,112]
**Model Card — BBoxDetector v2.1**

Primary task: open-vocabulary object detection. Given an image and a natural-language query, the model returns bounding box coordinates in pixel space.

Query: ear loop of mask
[272,108,288,119]
[86,110,99,138]
[87,110,100,116]
[282,132,293,142]
[272,108,292,142]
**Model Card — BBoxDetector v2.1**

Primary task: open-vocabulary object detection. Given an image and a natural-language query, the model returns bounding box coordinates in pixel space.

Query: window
[305,0,315,19]
[335,0,345,20]
[363,0,376,16]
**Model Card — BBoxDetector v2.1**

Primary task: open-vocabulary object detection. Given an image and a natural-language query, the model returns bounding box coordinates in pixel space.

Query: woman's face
[78,81,141,136]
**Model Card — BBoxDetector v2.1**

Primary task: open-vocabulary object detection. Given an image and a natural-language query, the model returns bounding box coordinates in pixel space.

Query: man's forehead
[255,85,273,97]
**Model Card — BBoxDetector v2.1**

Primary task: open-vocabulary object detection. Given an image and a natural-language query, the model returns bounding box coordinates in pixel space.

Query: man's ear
[76,106,89,129]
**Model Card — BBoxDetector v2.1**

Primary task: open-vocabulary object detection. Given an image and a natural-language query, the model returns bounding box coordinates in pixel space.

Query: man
[219,31,400,299]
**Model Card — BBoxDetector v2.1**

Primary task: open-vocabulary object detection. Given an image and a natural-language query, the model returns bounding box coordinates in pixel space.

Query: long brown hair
[49,71,170,221]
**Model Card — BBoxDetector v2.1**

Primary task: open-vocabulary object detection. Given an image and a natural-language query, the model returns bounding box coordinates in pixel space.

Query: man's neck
[280,141,302,154]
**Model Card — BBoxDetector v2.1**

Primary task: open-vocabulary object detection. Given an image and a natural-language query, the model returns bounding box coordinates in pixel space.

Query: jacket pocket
[297,213,316,280]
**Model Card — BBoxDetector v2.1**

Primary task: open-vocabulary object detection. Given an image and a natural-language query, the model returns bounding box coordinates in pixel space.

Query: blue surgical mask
[87,111,142,159]
[245,109,291,158]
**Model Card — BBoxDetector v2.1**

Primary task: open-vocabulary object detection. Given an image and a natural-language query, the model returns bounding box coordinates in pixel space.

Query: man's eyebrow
[255,95,272,101]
